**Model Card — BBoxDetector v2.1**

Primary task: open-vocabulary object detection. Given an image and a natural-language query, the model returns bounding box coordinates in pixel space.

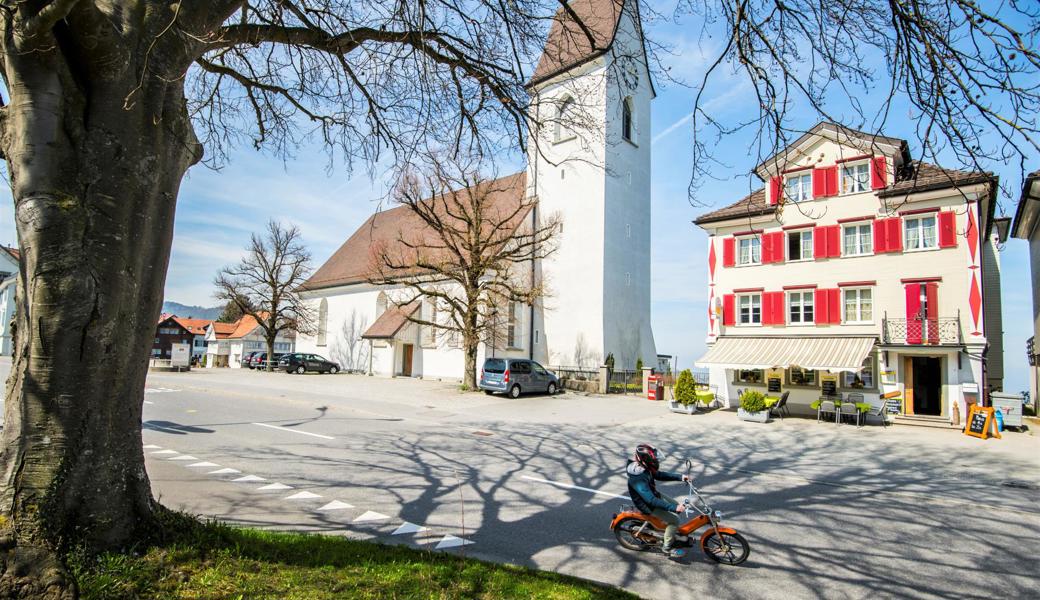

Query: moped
[609,459,750,564]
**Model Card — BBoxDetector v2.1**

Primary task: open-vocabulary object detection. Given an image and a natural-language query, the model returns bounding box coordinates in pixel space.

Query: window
[376,292,388,317]
[423,300,438,347]
[316,298,328,346]
[622,97,634,142]
[735,369,764,384]
[506,302,521,348]
[905,215,937,251]
[843,288,873,324]
[787,367,818,386]
[841,162,870,194]
[625,223,631,239]
[788,291,814,324]
[625,272,631,287]
[737,237,761,266]
[554,96,574,142]
[787,230,813,261]
[785,173,813,203]
[842,223,873,256]
[843,357,875,389]
[738,294,761,325]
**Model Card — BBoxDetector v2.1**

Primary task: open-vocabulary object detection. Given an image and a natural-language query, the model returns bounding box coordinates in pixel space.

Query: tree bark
[265,336,276,372]
[0,18,202,595]
[463,311,479,389]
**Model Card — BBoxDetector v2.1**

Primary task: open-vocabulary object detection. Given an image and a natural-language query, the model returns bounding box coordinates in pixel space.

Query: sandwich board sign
[963,405,1001,440]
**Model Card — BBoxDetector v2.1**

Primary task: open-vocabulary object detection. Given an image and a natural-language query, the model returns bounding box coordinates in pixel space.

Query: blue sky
[0,3,1033,393]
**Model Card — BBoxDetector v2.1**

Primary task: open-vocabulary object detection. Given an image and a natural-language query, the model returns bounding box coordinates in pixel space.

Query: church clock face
[619,56,639,90]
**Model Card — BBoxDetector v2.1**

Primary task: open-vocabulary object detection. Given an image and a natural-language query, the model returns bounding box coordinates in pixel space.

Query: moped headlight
[712,510,723,520]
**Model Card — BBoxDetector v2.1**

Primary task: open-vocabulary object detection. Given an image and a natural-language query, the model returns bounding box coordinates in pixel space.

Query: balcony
[882,316,962,346]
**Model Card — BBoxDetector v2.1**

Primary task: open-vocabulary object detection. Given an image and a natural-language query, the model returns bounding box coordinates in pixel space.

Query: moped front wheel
[613,517,655,551]
[701,530,750,565]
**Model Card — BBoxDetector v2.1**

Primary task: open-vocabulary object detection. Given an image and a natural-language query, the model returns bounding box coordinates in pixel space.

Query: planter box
[669,401,697,415]
[738,408,771,423]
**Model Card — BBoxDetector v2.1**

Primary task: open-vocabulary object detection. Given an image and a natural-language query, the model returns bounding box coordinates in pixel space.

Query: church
[295,0,657,379]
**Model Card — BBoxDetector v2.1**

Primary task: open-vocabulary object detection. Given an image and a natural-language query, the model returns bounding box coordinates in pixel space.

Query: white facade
[696,125,1002,421]
[0,249,18,356]
[204,321,295,368]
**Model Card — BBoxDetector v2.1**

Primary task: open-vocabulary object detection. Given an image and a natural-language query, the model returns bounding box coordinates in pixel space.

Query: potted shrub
[738,390,771,423]
[669,369,698,415]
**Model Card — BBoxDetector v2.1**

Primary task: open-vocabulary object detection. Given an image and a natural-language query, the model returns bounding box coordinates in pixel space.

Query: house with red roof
[203,314,295,368]
[693,122,1007,423]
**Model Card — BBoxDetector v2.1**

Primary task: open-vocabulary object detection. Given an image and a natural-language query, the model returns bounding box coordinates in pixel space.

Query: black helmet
[634,444,660,474]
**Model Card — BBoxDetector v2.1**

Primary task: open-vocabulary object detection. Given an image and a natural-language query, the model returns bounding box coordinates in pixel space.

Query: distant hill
[162,301,222,321]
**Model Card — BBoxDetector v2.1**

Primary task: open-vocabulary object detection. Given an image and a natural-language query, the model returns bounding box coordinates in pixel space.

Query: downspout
[529,106,539,361]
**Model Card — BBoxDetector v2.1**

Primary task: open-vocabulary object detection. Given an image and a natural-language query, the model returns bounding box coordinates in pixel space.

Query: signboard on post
[170,343,191,369]
[964,405,1001,440]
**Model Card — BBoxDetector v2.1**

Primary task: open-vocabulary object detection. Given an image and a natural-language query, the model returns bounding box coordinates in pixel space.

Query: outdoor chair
[841,392,865,427]
[816,398,837,423]
[864,396,889,427]
[769,391,790,420]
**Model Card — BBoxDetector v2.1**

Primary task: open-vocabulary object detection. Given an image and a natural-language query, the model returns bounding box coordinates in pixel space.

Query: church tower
[526,0,657,369]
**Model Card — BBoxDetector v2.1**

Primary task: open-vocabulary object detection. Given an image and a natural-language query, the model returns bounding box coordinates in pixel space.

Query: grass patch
[71,517,636,600]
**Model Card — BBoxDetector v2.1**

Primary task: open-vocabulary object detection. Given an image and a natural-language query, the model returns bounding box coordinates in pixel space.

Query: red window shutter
[765,232,784,263]
[774,292,787,325]
[827,225,841,258]
[828,288,841,324]
[723,237,735,267]
[905,283,922,344]
[761,292,774,325]
[886,217,903,252]
[825,166,839,196]
[814,229,828,259]
[870,156,888,190]
[761,232,774,264]
[769,177,782,206]
[938,211,957,248]
[873,219,888,253]
[812,168,826,198]
[723,294,736,326]
[925,282,940,344]
[815,288,829,324]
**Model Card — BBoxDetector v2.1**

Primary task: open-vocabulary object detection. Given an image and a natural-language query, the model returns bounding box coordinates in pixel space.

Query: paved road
[4,360,1039,598]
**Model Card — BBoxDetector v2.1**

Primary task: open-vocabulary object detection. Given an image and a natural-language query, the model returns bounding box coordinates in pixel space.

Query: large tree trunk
[0,16,202,596]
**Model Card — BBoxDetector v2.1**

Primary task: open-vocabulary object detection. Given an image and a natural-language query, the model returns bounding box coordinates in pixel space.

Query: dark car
[278,353,340,374]
[250,352,284,370]
[242,351,262,369]
[478,358,559,398]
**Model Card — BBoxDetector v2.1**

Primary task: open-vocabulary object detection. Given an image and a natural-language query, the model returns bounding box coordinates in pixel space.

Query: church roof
[528,0,625,88]
[300,172,529,292]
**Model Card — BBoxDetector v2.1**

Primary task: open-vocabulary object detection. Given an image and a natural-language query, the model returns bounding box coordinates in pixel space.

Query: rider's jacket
[626,460,681,513]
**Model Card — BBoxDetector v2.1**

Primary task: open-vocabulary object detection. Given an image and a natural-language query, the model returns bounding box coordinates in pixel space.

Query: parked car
[278,353,340,374]
[478,358,559,398]
[242,351,262,369]
[250,352,285,370]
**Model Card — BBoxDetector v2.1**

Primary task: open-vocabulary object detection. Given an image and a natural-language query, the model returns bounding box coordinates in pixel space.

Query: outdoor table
[764,396,781,408]
[811,397,842,423]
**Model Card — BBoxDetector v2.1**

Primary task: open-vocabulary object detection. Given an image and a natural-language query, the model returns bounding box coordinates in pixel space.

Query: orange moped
[609,460,750,564]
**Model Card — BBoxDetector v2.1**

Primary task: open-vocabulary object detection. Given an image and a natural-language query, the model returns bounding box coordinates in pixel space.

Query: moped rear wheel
[613,517,655,551]
[701,531,750,565]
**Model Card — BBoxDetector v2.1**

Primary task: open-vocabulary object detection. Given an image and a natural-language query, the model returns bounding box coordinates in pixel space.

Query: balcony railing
[882,315,962,346]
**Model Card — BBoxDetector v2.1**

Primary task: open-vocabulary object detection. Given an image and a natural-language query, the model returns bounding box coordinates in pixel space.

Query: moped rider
[626,443,691,558]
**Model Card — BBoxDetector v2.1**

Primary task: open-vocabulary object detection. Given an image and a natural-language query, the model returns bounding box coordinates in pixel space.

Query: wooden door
[903,356,914,415]
[401,344,413,377]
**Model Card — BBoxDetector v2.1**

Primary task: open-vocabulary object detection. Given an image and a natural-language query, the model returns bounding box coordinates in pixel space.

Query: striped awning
[695,336,877,372]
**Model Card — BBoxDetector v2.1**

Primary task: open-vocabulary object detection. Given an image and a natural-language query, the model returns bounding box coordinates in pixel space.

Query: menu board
[767,377,782,393]
[964,405,1001,440]
[821,373,838,397]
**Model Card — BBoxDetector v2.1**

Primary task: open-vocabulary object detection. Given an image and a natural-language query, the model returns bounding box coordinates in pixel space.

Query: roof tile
[529,0,624,86]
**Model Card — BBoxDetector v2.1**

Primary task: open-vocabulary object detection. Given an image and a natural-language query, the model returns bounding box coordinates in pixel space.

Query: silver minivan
[479,358,560,398]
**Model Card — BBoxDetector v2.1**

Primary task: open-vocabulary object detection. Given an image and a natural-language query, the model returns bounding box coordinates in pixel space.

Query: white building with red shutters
[694,122,1006,422]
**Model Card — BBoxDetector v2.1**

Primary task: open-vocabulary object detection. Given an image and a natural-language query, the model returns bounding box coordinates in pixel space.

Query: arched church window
[622,97,634,142]
[555,96,574,142]
[316,298,328,346]
[376,292,388,317]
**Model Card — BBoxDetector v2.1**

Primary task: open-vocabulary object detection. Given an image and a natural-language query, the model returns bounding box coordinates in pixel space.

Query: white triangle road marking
[209,468,241,474]
[392,522,429,536]
[150,450,179,455]
[232,475,266,482]
[353,511,390,523]
[188,462,220,468]
[317,500,354,511]
[285,491,322,500]
[168,455,199,461]
[435,535,473,549]
[256,483,292,491]
[143,444,162,449]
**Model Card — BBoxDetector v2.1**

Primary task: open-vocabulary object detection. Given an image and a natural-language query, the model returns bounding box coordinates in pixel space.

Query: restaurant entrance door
[911,356,942,416]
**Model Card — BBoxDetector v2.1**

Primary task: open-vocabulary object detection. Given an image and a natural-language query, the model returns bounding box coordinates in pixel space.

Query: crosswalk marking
[435,535,473,549]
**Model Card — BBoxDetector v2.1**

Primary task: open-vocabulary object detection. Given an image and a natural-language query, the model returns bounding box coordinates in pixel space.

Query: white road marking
[143,444,162,449]
[145,388,181,394]
[168,455,199,461]
[435,535,473,549]
[257,483,292,491]
[188,462,220,468]
[286,491,322,500]
[233,475,266,482]
[150,450,179,455]
[317,500,354,511]
[521,475,627,500]
[353,511,390,523]
[252,422,335,440]
[144,401,154,405]
[209,468,241,474]
[392,522,428,535]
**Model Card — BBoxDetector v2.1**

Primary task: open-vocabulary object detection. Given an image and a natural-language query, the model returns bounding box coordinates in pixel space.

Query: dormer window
[785,172,812,203]
[840,162,870,194]
[622,97,634,142]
